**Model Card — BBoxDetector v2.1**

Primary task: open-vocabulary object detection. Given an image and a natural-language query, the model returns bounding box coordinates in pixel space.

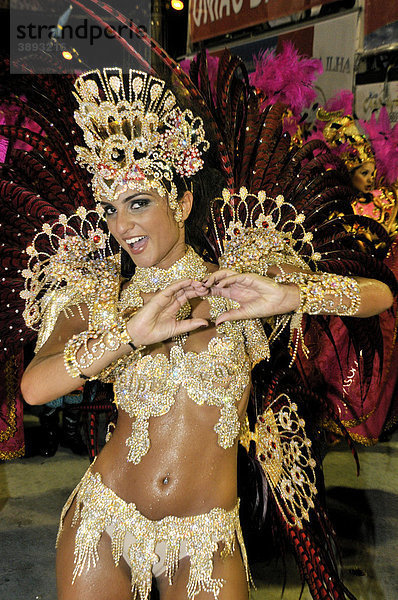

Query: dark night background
[3,0,189,73]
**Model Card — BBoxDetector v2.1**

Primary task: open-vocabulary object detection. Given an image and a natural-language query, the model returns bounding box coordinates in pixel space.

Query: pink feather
[248,42,323,116]
[325,90,354,116]
[360,108,398,186]
[0,95,44,154]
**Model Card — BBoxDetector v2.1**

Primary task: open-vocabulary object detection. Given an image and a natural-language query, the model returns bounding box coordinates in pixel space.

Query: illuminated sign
[190,0,336,43]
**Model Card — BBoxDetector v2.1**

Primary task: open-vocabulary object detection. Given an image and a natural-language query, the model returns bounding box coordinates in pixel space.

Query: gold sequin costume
[8,42,392,600]
[57,463,249,600]
[22,202,359,563]
[22,194,362,592]
[32,243,264,599]
[19,69,361,597]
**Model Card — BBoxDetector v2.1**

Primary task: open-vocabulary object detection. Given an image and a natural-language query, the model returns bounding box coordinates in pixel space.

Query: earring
[174,205,183,223]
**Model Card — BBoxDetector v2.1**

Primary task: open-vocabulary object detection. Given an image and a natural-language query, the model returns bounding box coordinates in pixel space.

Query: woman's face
[351,161,375,194]
[101,187,190,269]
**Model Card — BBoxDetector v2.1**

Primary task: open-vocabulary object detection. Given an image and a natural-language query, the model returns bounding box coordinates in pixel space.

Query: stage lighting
[171,0,184,10]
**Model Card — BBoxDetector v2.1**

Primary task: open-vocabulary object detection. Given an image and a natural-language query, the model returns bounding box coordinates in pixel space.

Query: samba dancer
[19,67,393,600]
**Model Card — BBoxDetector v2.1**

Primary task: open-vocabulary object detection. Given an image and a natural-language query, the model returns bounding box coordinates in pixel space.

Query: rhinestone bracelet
[274,271,361,316]
[64,320,144,379]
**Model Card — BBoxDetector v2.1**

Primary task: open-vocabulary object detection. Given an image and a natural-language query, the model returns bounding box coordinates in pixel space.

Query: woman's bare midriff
[91,388,249,520]
[91,282,250,521]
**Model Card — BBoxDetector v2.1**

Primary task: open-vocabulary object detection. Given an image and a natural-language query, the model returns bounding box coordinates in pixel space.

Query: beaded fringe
[56,465,250,600]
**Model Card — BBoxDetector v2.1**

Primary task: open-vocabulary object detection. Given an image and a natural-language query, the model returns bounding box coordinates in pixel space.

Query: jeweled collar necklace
[119,246,208,313]
[131,245,208,293]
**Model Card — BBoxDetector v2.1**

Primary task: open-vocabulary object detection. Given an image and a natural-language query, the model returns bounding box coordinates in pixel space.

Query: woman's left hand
[195,269,300,325]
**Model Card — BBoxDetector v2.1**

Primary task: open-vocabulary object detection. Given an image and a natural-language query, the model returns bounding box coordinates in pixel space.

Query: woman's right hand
[126,278,209,347]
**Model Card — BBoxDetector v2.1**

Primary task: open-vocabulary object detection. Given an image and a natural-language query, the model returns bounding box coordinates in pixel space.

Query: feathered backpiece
[0,64,98,350]
[1,2,396,598]
[170,46,397,407]
[180,51,220,104]
[0,59,101,458]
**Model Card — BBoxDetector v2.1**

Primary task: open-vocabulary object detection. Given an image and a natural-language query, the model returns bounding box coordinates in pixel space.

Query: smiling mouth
[125,235,148,253]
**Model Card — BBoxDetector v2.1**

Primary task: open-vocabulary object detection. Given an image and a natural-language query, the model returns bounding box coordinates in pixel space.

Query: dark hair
[176,165,225,254]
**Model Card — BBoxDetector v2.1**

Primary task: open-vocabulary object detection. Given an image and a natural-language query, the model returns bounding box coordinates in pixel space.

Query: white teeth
[126,236,146,244]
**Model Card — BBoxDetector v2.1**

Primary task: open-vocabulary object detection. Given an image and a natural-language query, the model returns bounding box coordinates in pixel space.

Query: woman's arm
[21,279,208,406]
[197,270,393,324]
[20,304,129,406]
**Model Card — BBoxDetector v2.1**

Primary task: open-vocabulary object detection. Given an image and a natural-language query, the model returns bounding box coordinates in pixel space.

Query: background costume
[0,1,397,598]
[297,92,398,445]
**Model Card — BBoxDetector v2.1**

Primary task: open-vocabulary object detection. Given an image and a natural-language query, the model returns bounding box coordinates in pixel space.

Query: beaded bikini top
[107,248,265,464]
[113,295,251,463]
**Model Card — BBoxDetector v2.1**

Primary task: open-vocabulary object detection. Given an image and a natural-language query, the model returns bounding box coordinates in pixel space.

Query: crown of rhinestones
[73,68,209,209]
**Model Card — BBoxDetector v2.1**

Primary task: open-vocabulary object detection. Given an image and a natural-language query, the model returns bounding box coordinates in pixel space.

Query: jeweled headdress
[318,110,374,171]
[73,68,209,215]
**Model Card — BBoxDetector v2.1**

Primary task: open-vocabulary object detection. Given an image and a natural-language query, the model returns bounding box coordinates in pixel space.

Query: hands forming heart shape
[126,270,300,348]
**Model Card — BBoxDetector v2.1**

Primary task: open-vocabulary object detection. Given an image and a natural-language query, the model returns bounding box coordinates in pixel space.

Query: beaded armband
[274,271,361,316]
[64,321,144,379]
[267,271,361,365]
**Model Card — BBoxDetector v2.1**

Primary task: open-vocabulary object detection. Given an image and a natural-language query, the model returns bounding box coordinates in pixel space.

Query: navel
[161,474,170,485]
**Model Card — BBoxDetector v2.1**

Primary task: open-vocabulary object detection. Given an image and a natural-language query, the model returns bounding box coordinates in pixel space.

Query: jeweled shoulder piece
[212,187,322,363]
[20,207,119,341]
[73,68,209,209]
[213,187,321,274]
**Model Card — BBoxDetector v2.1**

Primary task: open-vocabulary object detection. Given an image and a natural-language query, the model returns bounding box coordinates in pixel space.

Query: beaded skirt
[56,464,250,600]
